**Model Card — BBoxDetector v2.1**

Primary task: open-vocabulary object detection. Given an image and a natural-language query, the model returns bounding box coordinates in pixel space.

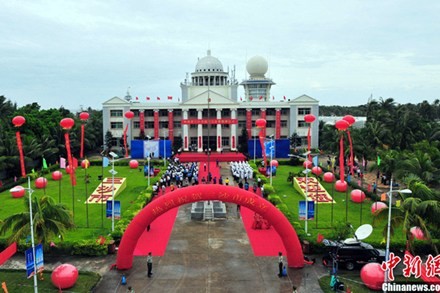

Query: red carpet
[198,161,221,181]
[241,206,286,256]
[176,151,246,162]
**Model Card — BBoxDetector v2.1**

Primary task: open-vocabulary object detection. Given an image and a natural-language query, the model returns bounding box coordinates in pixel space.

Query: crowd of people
[230,161,254,182]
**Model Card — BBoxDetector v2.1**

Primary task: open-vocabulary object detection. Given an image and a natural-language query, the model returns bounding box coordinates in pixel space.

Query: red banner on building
[181,118,238,125]
[139,111,145,133]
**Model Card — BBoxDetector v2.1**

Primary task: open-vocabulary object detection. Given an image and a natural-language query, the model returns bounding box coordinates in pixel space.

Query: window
[266,121,275,128]
[281,120,288,127]
[110,110,123,117]
[190,137,198,145]
[146,122,154,128]
[190,124,197,129]
[110,122,123,129]
[238,120,246,128]
[298,121,307,128]
[174,109,182,117]
[222,124,230,129]
[110,138,118,147]
[189,109,198,117]
[133,121,140,128]
[252,109,260,116]
[266,109,275,116]
[281,109,289,115]
[222,109,230,117]
[237,109,247,116]
[145,110,154,117]
[173,121,181,128]
[298,108,311,115]
[160,110,168,117]
[133,110,140,117]
[222,137,230,146]
[159,121,168,128]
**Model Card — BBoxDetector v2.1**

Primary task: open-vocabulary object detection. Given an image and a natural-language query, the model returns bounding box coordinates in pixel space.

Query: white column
[216,109,222,152]
[183,109,189,151]
[230,109,237,151]
[197,109,203,152]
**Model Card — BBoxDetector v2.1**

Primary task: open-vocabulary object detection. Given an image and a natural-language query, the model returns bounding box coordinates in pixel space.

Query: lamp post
[384,177,412,290]
[269,135,274,186]
[12,177,38,293]
[163,129,167,167]
[109,151,118,232]
[253,128,256,163]
[147,156,151,187]
[303,167,311,235]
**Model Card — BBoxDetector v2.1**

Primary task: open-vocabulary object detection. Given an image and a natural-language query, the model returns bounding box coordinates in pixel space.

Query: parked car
[322,238,386,271]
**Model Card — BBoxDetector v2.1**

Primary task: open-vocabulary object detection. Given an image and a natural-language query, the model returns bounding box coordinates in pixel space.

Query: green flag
[377,155,381,166]
[43,158,48,169]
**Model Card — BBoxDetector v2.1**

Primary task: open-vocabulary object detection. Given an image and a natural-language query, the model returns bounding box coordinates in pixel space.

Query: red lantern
[311,166,322,175]
[255,118,267,128]
[335,180,347,192]
[323,172,335,183]
[270,160,279,167]
[10,186,25,198]
[35,177,48,189]
[335,119,349,131]
[371,202,387,214]
[303,160,313,169]
[60,118,75,130]
[52,171,63,181]
[124,111,134,119]
[304,114,316,123]
[410,226,425,240]
[12,116,26,127]
[342,115,356,126]
[51,264,79,289]
[79,112,89,121]
[129,160,139,169]
[360,263,385,290]
[81,159,90,169]
[350,189,366,203]
[66,165,73,174]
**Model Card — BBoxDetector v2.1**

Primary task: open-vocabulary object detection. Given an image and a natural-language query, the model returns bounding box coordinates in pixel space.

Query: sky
[1,0,439,111]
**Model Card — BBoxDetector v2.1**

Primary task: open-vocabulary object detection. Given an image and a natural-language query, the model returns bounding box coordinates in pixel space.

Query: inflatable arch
[116,184,304,269]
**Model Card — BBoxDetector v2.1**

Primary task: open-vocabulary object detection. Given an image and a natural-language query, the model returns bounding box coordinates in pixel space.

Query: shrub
[268,194,282,205]
[70,240,108,256]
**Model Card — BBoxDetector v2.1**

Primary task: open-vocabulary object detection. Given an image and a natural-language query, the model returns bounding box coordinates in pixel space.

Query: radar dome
[246,56,268,78]
[195,50,224,72]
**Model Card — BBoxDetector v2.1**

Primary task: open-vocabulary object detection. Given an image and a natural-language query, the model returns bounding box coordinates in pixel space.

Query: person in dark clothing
[278,252,284,277]
[147,252,153,277]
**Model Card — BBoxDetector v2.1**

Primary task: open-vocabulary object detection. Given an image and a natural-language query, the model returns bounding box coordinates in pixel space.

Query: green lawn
[0,160,158,243]
[0,269,100,292]
[271,165,407,245]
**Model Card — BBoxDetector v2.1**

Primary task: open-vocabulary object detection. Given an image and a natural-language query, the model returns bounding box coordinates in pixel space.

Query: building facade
[102,50,319,154]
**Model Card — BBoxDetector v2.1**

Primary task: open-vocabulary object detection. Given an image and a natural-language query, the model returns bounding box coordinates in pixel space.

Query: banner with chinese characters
[181,118,238,125]
[294,177,335,203]
[87,177,127,204]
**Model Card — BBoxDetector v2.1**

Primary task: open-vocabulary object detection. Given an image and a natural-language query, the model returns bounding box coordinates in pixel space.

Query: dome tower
[240,55,275,102]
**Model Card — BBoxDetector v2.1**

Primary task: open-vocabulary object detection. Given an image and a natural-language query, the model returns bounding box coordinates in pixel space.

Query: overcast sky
[1,0,439,111]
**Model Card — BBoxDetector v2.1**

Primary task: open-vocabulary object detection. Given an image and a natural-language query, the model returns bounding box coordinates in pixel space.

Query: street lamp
[11,177,38,293]
[253,128,256,163]
[163,129,167,167]
[109,151,118,232]
[384,177,412,290]
[147,156,151,187]
[290,151,311,235]
[268,134,275,186]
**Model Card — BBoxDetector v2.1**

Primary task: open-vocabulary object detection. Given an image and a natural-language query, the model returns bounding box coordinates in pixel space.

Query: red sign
[181,119,238,125]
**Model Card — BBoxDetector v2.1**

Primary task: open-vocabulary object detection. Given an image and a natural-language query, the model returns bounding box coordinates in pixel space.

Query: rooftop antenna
[124,87,132,102]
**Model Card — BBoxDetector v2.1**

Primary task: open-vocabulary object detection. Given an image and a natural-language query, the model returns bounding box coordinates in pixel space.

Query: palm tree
[0,195,75,249]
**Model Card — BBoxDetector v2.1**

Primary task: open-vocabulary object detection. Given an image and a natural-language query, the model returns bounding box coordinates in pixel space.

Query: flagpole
[85,160,89,228]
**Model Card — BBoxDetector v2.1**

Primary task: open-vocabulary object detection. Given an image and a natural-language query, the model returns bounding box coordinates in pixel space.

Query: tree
[105,130,114,153]
[0,195,74,249]
[238,127,249,154]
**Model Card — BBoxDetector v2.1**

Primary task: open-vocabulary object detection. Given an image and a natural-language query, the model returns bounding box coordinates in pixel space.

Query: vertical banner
[139,111,145,133]
[168,110,174,144]
[246,110,252,139]
[106,200,121,219]
[299,201,306,220]
[275,109,281,139]
[15,132,26,178]
[299,201,315,220]
[25,244,44,279]
[154,110,159,139]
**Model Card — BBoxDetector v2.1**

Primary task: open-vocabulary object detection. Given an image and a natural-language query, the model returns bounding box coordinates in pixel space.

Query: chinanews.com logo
[381,252,440,291]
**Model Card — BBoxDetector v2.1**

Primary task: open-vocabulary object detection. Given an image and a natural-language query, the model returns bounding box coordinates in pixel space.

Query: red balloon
[323,172,335,183]
[60,118,75,130]
[79,112,89,121]
[410,226,425,240]
[81,159,90,169]
[371,202,387,214]
[342,115,356,126]
[66,165,73,174]
[312,166,322,175]
[35,177,48,189]
[255,118,267,128]
[10,186,25,198]
[304,114,316,123]
[350,189,366,203]
[270,160,279,167]
[51,264,79,289]
[124,111,134,119]
[303,160,313,169]
[12,116,26,127]
[129,160,139,169]
[360,263,385,290]
[52,171,63,181]
[335,180,347,192]
[335,119,349,131]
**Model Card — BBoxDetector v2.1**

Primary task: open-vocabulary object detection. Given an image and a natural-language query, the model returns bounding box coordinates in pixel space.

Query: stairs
[203,203,214,221]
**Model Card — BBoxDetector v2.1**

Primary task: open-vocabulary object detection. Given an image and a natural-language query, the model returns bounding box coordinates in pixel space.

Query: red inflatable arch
[116,184,304,269]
